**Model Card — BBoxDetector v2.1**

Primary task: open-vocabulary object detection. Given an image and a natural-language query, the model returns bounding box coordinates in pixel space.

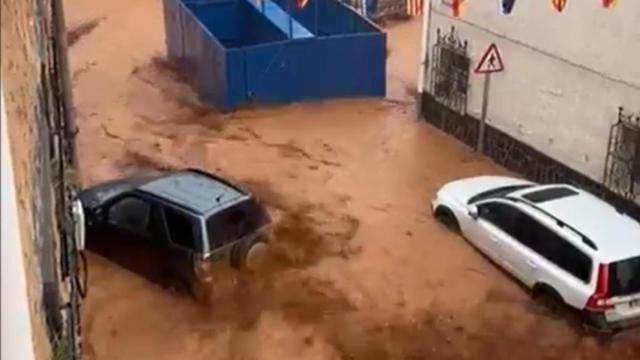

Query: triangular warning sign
[475,43,504,74]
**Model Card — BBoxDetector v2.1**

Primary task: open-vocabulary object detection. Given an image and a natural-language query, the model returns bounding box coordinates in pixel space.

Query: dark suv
[78,169,271,297]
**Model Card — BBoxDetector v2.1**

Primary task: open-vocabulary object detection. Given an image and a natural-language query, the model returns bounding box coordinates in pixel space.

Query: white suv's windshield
[609,256,640,297]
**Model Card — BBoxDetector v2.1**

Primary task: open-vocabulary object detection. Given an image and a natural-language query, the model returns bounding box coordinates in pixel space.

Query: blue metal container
[163,0,386,110]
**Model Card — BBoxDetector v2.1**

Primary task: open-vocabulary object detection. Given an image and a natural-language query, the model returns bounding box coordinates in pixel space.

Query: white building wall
[1,83,37,360]
[425,0,640,181]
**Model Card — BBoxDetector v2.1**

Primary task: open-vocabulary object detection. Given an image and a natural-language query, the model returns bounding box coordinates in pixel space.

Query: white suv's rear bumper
[584,310,640,332]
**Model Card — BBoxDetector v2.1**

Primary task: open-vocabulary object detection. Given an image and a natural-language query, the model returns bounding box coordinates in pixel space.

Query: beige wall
[426,0,640,181]
[1,0,54,358]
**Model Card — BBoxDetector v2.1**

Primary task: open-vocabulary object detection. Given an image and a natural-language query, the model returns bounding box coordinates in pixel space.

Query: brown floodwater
[65,0,639,359]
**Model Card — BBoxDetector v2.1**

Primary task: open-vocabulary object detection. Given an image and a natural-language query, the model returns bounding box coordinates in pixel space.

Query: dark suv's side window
[164,207,198,251]
[108,197,151,236]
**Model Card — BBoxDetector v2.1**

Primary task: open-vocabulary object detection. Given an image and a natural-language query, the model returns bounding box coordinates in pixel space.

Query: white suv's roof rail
[504,196,599,251]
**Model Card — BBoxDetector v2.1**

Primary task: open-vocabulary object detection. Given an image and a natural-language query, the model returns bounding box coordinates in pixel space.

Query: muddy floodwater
[65,0,639,359]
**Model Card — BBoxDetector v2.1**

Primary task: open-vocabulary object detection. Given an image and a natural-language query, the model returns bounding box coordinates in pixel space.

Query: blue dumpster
[163,0,386,110]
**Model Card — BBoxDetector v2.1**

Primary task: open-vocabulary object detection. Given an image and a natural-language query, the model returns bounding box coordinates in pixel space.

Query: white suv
[432,176,640,331]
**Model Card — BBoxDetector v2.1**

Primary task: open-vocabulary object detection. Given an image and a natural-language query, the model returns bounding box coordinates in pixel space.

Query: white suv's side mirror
[468,205,479,220]
[72,200,86,251]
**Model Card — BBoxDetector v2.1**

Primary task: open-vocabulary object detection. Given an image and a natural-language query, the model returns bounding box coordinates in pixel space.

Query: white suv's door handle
[489,236,499,243]
[526,259,537,270]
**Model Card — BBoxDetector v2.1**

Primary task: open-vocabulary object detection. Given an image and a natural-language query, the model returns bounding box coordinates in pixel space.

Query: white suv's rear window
[609,256,640,297]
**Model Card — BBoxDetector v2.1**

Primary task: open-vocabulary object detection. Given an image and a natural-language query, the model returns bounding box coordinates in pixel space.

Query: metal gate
[340,0,414,20]
[604,107,640,203]
[430,26,471,115]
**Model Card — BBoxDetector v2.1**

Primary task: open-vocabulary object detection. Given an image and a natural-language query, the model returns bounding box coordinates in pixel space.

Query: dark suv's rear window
[609,256,640,297]
[206,198,269,250]
[521,186,579,203]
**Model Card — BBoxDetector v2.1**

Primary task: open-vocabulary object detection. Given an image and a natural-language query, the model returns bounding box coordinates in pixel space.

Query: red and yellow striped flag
[406,0,422,16]
[602,0,617,8]
[452,0,461,16]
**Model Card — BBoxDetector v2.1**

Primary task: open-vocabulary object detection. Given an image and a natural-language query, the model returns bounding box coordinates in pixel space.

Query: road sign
[474,43,504,74]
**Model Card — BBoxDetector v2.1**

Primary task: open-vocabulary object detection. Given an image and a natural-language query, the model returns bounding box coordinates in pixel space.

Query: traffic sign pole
[474,42,504,153]
[477,72,491,153]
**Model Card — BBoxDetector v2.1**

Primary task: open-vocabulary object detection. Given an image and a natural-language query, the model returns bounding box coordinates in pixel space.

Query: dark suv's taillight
[586,264,613,311]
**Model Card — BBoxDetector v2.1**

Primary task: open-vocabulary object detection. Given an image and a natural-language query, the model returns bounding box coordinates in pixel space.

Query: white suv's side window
[478,201,592,283]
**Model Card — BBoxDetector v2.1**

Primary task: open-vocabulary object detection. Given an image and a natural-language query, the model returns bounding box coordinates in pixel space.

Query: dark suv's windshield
[467,184,533,205]
[206,198,269,250]
[609,256,640,297]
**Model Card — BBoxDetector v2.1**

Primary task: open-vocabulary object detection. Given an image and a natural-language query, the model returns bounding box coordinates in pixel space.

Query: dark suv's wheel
[230,236,269,271]
[434,206,460,233]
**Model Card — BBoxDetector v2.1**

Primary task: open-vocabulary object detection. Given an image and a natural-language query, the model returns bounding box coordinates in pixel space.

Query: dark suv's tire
[230,236,269,271]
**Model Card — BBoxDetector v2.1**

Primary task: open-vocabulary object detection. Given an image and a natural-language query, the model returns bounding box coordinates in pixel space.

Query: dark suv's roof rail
[182,168,248,195]
[504,196,598,251]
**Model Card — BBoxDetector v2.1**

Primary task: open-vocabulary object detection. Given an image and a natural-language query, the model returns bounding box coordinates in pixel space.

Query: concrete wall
[424,0,640,182]
[1,0,68,357]
[2,83,37,360]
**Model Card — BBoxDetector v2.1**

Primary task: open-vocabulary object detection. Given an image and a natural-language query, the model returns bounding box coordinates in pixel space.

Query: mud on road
[65,0,639,359]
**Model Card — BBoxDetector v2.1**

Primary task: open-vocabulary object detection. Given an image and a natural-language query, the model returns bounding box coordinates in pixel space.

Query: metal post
[315,0,319,33]
[416,0,433,120]
[289,1,293,38]
[477,72,491,153]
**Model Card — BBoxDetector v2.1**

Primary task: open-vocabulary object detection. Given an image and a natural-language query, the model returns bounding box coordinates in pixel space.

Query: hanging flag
[407,0,422,16]
[441,0,463,17]
[551,0,567,12]
[296,0,309,9]
[452,0,461,16]
[500,0,516,15]
[602,0,617,8]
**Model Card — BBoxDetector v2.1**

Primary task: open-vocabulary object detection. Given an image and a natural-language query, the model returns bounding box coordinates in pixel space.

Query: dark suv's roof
[138,170,247,214]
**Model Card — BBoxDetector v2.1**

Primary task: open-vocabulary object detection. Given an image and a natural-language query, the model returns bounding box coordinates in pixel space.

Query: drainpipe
[1,83,38,360]
[416,0,433,120]
[52,0,79,171]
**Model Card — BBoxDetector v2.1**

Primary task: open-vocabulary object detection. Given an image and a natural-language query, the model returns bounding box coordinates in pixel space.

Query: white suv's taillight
[586,264,614,312]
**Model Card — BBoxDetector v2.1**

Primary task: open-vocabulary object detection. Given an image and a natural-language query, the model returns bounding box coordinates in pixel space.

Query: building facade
[418,0,640,216]
[1,0,84,358]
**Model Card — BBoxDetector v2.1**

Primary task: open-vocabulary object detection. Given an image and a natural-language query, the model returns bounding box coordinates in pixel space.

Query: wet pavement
[65,0,639,359]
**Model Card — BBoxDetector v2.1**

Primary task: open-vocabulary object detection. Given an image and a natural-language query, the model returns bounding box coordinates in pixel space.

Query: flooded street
[65,0,639,359]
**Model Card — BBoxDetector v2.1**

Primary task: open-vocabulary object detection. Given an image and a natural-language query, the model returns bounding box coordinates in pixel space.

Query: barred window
[430,27,470,114]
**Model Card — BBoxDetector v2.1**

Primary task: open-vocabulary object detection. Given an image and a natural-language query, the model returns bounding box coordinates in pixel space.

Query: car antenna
[216,193,224,203]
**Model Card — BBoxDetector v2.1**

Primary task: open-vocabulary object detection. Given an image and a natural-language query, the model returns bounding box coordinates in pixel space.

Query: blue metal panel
[225,50,246,108]
[245,0,313,39]
[163,0,184,65]
[243,33,385,104]
[274,0,380,36]
[185,1,238,46]
[163,0,386,110]
[237,1,291,45]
